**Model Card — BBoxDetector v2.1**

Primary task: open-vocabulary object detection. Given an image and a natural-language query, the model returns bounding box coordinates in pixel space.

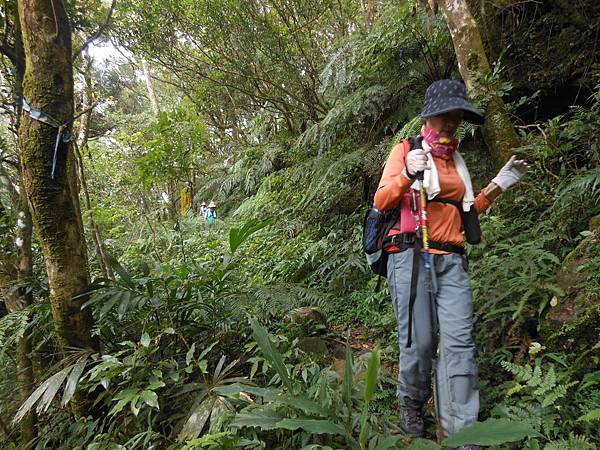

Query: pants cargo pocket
[447,355,478,405]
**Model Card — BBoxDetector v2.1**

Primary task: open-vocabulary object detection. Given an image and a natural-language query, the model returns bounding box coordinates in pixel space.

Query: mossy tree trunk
[17,0,96,351]
[4,196,37,443]
[0,197,36,443]
[430,0,519,169]
[0,4,37,442]
[361,0,377,31]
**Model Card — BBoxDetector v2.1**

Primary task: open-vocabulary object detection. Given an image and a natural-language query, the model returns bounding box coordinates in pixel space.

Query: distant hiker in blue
[205,201,217,224]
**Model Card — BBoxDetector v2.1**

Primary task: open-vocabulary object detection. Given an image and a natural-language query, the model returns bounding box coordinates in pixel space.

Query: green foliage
[230,321,407,449]
[543,433,596,450]
[125,108,206,187]
[442,418,541,447]
[487,352,600,448]
[0,305,34,358]
[14,353,92,423]
[3,1,600,448]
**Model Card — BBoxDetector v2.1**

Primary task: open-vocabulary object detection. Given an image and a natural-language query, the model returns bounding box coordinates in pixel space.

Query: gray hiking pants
[387,250,479,438]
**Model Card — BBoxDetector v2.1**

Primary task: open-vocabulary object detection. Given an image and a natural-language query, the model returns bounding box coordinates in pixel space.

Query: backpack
[362,206,400,277]
[362,138,413,278]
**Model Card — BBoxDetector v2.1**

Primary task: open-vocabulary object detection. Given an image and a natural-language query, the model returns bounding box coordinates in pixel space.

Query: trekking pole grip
[413,135,425,181]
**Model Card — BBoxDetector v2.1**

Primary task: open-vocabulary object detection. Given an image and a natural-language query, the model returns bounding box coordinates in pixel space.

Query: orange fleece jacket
[374,140,492,251]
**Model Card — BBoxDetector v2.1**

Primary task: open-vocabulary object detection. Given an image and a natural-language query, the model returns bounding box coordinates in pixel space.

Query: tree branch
[0,40,16,63]
[72,0,116,61]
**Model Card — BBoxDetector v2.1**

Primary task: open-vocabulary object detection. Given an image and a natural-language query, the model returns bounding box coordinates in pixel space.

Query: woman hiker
[374,79,528,448]
[205,201,218,224]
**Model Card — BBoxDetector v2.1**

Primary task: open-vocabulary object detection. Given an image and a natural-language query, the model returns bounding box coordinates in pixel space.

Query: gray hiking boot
[399,397,424,437]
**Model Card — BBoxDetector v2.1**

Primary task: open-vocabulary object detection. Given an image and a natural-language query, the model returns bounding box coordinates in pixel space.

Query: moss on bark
[17,0,96,351]
[437,0,520,170]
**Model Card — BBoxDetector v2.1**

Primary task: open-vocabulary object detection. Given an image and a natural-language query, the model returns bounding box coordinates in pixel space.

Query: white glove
[492,155,529,191]
[405,148,431,177]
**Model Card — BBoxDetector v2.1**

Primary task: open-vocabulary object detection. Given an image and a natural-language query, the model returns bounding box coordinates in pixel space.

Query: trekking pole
[414,135,430,270]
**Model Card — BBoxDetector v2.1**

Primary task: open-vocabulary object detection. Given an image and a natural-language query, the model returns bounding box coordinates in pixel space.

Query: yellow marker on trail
[181,188,188,216]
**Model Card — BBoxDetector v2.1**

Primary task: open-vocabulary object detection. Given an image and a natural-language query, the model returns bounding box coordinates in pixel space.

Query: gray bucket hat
[421,80,484,125]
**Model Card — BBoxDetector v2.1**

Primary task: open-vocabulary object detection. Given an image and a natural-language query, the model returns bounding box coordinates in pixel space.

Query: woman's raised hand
[492,155,529,191]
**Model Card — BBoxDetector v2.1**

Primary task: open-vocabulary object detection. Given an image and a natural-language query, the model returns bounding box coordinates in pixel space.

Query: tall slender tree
[17,0,96,351]
[0,2,36,442]
[425,0,519,168]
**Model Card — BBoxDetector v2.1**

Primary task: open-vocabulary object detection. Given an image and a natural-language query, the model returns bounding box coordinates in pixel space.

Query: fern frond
[501,361,533,381]
[297,85,393,152]
[544,433,595,450]
[501,404,544,432]
[530,364,543,387]
[540,384,567,408]
[533,367,556,396]
[578,408,600,422]
[556,166,600,206]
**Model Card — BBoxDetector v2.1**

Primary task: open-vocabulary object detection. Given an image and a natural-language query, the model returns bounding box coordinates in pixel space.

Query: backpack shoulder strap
[401,138,411,159]
[429,196,462,209]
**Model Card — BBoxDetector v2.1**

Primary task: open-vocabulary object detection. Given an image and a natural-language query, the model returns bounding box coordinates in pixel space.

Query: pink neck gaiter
[423,127,459,161]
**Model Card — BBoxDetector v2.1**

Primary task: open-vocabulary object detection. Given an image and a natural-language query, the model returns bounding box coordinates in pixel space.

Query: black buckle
[390,233,415,247]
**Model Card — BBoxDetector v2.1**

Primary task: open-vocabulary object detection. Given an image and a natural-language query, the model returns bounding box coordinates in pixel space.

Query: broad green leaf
[522,438,540,450]
[250,360,259,379]
[178,398,215,441]
[147,376,166,390]
[99,292,120,317]
[198,341,218,360]
[275,418,346,435]
[229,219,271,255]
[405,438,441,450]
[277,394,328,416]
[372,435,408,450]
[140,332,151,347]
[107,254,134,287]
[198,360,208,374]
[130,393,142,416]
[212,383,276,400]
[62,357,88,406]
[342,344,353,412]
[249,318,293,391]
[140,390,159,409]
[363,346,380,403]
[178,432,232,447]
[360,346,381,449]
[231,409,283,431]
[442,418,541,447]
[186,343,196,366]
[116,290,132,319]
[109,388,140,416]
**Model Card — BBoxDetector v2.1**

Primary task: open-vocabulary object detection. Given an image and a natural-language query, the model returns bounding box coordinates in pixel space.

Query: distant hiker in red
[374,80,528,448]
